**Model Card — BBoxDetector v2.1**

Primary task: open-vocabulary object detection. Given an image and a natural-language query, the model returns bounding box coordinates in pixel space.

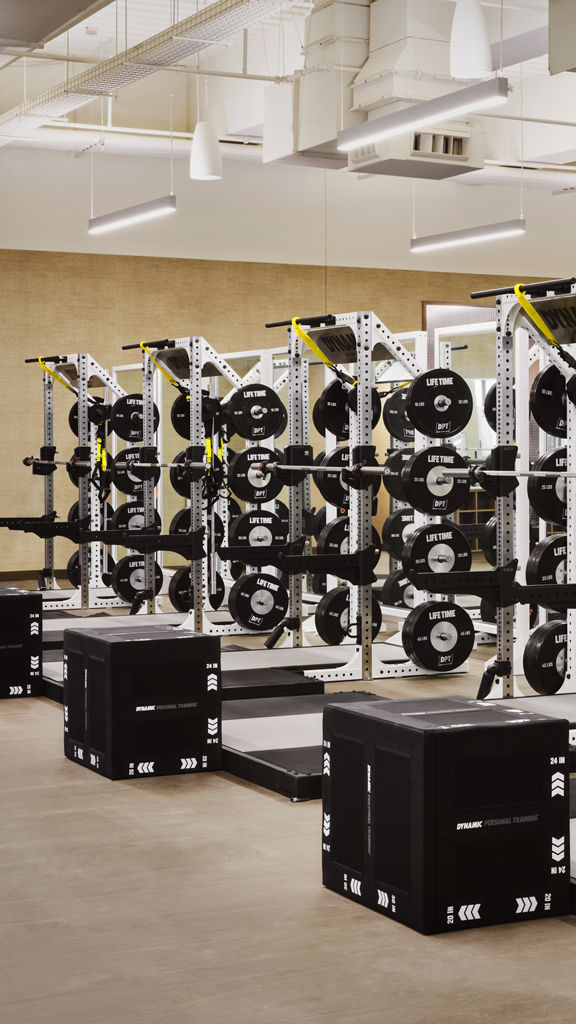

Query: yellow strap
[514,284,558,346]
[291,318,356,386]
[38,357,77,395]
[140,341,181,388]
[205,437,212,461]
[96,434,107,473]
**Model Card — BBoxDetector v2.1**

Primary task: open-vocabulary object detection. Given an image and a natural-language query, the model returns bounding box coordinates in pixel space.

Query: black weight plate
[228,497,242,519]
[317,380,350,440]
[110,394,159,443]
[228,447,283,503]
[170,391,223,440]
[274,500,289,534]
[316,516,381,557]
[110,554,163,603]
[402,601,474,671]
[523,619,567,695]
[530,365,567,438]
[401,446,470,515]
[168,566,225,613]
[346,386,382,430]
[69,403,79,436]
[382,389,414,443]
[230,561,245,580]
[526,534,567,601]
[66,550,115,589]
[401,523,471,575]
[227,385,286,441]
[313,397,326,437]
[405,370,473,438]
[380,509,415,561]
[68,500,114,523]
[527,448,567,526]
[110,448,161,496]
[310,573,327,595]
[110,503,161,532]
[229,511,286,548]
[168,508,224,550]
[379,570,416,609]
[314,586,382,645]
[381,448,414,501]
[313,448,349,508]
[481,515,497,566]
[169,450,223,499]
[484,384,497,432]
[228,572,289,631]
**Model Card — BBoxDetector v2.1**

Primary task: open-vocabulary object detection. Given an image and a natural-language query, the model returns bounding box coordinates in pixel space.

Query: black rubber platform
[222,691,387,801]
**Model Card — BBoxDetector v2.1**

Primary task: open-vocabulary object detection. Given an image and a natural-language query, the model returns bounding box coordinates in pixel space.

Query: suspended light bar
[337,77,509,154]
[88,194,176,235]
[410,218,526,254]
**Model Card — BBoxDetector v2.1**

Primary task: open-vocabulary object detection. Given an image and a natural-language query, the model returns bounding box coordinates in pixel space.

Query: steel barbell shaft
[436,468,576,479]
[24,458,208,471]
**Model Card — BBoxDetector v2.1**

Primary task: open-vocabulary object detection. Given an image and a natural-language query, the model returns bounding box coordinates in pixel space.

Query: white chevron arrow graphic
[552,836,565,862]
[180,757,198,770]
[206,673,218,691]
[30,621,40,635]
[377,890,389,908]
[9,686,23,695]
[30,655,40,669]
[551,772,565,797]
[516,896,538,914]
[350,879,362,896]
[323,752,331,776]
[322,813,330,837]
[137,762,155,774]
[207,718,219,736]
[458,904,481,922]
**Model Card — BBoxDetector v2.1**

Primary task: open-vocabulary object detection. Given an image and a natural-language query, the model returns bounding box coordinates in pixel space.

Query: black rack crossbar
[121,339,174,351]
[471,277,576,300]
[265,314,336,329]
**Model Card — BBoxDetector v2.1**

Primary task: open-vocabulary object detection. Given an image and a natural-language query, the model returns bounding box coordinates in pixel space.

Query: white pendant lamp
[189,121,222,181]
[450,0,492,80]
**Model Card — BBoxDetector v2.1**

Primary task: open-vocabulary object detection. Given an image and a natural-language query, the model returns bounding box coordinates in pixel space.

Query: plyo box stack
[63,625,221,779]
[0,586,42,698]
[322,697,571,934]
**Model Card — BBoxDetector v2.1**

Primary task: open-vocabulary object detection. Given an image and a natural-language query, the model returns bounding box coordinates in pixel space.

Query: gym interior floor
[2,609,575,1024]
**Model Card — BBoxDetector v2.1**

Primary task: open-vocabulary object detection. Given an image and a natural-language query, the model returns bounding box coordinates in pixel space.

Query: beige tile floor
[1,633,575,1024]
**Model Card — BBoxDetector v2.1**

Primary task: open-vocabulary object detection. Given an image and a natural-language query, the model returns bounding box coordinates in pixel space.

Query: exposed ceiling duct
[0,0,302,148]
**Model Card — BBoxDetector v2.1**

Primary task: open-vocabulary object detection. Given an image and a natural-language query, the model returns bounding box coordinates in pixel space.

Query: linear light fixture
[410,217,526,254]
[337,77,509,153]
[87,194,177,235]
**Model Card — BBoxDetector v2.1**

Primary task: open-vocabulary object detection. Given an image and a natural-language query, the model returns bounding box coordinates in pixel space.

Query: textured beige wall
[0,249,536,572]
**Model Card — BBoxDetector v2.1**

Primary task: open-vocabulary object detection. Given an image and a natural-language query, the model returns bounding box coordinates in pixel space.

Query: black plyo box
[323,697,571,934]
[0,587,42,698]
[63,625,221,779]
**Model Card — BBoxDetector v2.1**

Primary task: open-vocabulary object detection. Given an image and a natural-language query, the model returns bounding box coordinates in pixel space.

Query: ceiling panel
[0,1,114,48]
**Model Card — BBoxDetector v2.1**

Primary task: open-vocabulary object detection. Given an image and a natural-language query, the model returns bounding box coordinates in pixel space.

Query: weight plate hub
[406,370,473,438]
[379,570,415,609]
[527,448,567,526]
[401,523,471,575]
[227,385,286,441]
[382,390,414,443]
[228,447,283,503]
[110,394,159,443]
[523,619,567,695]
[314,586,382,645]
[168,566,225,613]
[229,511,286,547]
[110,555,163,603]
[381,448,414,501]
[111,503,161,532]
[316,516,381,557]
[530,365,567,438]
[169,508,224,550]
[526,533,567,594]
[401,446,470,515]
[380,509,415,561]
[402,601,474,672]
[110,448,161,496]
[228,572,289,631]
